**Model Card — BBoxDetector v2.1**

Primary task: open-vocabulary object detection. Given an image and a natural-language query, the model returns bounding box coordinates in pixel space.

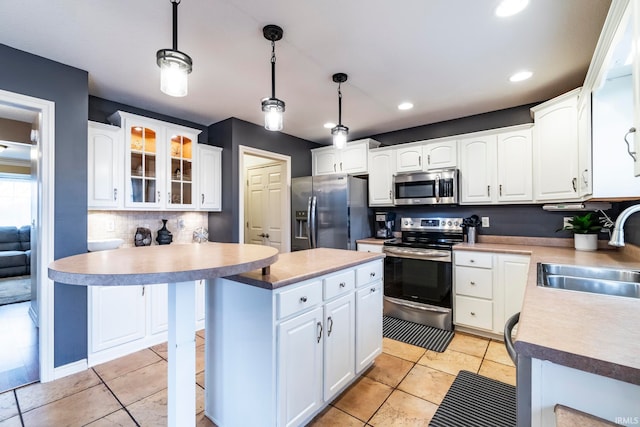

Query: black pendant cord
[271,41,276,99]
[172,0,180,51]
[337,83,343,126]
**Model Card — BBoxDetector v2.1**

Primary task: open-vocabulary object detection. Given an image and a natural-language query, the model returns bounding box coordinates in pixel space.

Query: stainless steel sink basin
[537,263,640,299]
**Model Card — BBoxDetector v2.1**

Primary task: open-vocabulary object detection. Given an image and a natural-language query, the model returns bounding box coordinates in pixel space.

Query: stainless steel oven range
[383,217,463,331]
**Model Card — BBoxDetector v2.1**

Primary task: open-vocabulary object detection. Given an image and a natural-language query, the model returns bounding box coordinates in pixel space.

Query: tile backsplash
[88,211,208,247]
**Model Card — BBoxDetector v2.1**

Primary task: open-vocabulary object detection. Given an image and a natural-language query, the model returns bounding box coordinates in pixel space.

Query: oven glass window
[396,181,434,199]
[384,257,452,308]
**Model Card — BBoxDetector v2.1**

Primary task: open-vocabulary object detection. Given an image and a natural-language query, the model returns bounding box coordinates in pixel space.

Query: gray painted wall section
[207,118,321,243]
[0,43,89,366]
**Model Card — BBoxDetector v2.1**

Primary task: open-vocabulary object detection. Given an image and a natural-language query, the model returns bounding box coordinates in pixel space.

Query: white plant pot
[574,234,598,251]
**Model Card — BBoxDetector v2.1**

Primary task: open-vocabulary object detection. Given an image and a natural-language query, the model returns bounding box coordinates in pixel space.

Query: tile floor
[0,331,515,426]
[0,302,38,393]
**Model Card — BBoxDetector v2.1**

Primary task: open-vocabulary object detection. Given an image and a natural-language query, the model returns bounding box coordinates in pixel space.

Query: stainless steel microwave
[393,169,459,205]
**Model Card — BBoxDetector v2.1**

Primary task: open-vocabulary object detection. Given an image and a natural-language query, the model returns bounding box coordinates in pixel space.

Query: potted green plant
[558,212,602,251]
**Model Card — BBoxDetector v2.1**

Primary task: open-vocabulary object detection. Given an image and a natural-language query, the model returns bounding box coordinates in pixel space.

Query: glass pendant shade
[262,97,285,131]
[157,50,192,97]
[331,124,349,149]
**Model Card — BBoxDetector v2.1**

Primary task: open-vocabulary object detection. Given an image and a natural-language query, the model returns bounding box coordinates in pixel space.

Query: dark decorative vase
[156,219,173,245]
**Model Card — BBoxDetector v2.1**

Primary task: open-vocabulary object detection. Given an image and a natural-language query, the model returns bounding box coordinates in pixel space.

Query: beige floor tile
[196,411,217,427]
[85,409,137,426]
[397,364,455,405]
[151,340,204,365]
[16,368,101,412]
[478,360,516,386]
[308,406,366,426]
[382,338,426,363]
[333,376,393,422]
[0,415,22,427]
[369,389,438,427]
[196,344,205,373]
[196,329,205,339]
[196,371,205,389]
[105,361,168,406]
[417,349,482,376]
[484,340,514,367]
[447,332,489,358]
[150,342,168,359]
[21,384,121,426]
[0,391,18,422]
[126,385,205,425]
[93,348,162,381]
[365,353,414,388]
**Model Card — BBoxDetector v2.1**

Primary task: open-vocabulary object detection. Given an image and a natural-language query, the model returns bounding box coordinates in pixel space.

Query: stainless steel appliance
[291,174,371,251]
[375,211,395,239]
[383,217,463,330]
[393,168,458,206]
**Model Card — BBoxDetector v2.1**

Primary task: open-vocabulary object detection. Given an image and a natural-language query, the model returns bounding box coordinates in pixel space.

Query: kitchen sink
[537,263,640,299]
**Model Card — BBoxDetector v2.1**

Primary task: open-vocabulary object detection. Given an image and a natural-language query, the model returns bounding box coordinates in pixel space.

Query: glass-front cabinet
[108,111,202,210]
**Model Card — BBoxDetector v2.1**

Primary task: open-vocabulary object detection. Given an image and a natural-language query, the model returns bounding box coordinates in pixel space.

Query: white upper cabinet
[423,139,457,170]
[311,139,380,175]
[107,111,203,210]
[198,145,222,211]
[367,147,396,206]
[531,89,581,202]
[497,128,533,202]
[88,121,123,209]
[459,134,497,204]
[395,144,423,172]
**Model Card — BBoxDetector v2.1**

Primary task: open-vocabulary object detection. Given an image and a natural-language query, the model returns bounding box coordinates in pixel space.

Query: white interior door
[245,162,284,251]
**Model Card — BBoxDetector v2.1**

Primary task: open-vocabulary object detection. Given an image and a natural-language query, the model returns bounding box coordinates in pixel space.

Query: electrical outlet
[106,219,115,232]
[481,216,490,227]
[563,217,572,228]
[176,218,185,230]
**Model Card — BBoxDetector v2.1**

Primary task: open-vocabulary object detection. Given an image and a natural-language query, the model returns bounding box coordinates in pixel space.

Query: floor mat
[382,315,454,353]
[0,275,31,306]
[429,370,516,427]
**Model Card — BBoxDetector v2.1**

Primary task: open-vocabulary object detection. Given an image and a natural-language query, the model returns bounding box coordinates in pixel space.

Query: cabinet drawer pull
[370,287,376,293]
[470,311,476,316]
[370,272,376,278]
[339,282,346,288]
[317,321,323,343]
[470,259,475,263]
[470,281,476,285]
[299,296,307,303]
[327,316,333,336]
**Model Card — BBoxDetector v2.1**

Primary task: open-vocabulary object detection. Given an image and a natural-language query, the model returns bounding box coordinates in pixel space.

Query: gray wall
[0,43,89,366]
[207,118,321,243]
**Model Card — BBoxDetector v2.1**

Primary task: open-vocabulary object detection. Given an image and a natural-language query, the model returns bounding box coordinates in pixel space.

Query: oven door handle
[383,250,451,262]
[435,175,440,203]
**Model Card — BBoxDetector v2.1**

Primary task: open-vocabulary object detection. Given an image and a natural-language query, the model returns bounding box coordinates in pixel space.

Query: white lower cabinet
[88,280,205,366]
[206,260,383,427]
[453,250,530,336]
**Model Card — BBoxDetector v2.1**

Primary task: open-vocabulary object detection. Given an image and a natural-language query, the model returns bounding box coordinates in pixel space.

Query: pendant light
[331,73,349,149]
[261,25,285,131]
[156,0,192,97]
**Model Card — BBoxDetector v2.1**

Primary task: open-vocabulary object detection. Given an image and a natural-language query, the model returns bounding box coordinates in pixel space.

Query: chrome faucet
[609,204,640,247]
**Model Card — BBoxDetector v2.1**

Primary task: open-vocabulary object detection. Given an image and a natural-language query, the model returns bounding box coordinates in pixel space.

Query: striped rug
[429,370,516,427]
[382,315,454,353]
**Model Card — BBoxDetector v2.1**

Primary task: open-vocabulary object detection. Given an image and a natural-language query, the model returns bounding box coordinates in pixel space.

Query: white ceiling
[0,0,611,145]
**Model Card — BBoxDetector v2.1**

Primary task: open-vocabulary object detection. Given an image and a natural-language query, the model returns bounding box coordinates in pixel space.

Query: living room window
[0,176,31,227]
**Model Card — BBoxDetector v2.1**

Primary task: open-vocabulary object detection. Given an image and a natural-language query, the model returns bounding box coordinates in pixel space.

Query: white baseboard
[53,359,88,381]
[28,303,38,326]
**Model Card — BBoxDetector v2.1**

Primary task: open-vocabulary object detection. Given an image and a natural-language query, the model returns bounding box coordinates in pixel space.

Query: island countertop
[226,247,385,289]
[454,242,640,385]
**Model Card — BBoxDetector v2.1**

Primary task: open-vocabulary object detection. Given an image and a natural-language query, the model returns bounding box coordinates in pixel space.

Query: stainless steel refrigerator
[291,174,371,251]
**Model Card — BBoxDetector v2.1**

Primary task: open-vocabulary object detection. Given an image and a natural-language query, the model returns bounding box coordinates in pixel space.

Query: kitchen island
[454,240,640,426]
[48,242,279,427]
[204,248,385,427]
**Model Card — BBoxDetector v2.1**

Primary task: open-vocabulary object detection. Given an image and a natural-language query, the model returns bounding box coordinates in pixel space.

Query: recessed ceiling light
[398,102,414,110]
[323,122,336,129]
[509,70,533,82]
[495,0,529,17]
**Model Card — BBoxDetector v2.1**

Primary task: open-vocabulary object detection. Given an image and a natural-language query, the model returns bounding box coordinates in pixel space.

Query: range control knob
[441,220,446,226]
[453,221,459,227]
[447,221,452,226]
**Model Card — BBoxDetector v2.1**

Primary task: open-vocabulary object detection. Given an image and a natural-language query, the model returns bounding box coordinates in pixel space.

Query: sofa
[0,226,31,278]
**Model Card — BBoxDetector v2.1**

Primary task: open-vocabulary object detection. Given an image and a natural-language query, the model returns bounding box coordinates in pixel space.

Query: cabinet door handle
[327,316,333,336]
[142,286,145,297]
[389,190,392,199]
[624,127,637,161]
[299,296,307,303]
[487,185,490,197]
[499,184,502,196]
[470,312,476,316]
[201,194,205,204]
[168,192,171,203]
[317,321,323,343]
[340,162,343,171]
[582,169,589,185]
[572,177,577,192]
[157,191,161,202]
[113,188,118,201]
[333,163,336,172]
[427,154,431,165]
[418,155,421,166]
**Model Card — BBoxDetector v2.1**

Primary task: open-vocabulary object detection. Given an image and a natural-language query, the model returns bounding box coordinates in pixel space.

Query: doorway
[0,89,55,386]
[238,145,291,253]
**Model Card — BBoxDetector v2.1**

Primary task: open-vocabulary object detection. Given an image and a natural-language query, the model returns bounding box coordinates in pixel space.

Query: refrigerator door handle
[310,196,318,248]
[306,196,313,249]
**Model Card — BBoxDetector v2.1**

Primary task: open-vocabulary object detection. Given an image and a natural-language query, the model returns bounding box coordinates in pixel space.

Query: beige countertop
[227,248,385,289]
[356,237,395,245]
[48,242,279,286]
[454,241,640,385]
